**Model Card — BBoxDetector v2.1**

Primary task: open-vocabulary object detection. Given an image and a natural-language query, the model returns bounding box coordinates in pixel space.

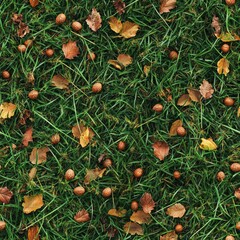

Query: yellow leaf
[22,194,44,214]
[80,127,90,147]
[108,208,127,217]
[217,32,240,42]
[0,102,16,119]
[120,21,140,39]
[200,138,217,151]
[108,17,122,33]
[217,58,230,76]
[169,119,182,136]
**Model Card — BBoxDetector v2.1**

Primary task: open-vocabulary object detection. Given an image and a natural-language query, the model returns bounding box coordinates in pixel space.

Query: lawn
[0,0,239,239]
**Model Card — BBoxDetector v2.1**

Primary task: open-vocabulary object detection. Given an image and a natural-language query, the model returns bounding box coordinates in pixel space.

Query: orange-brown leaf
[199,80,214,99]
[28,167,37,181]
[0,102,17,119]
[108,17,122,33]
[74,209,90,222]
[113,0,126,15]
[166,203,186,218]
[52,75,69,90]
[160,231,178,240]
[123,222,143,235]
[22,127,33,147]
[108,208,127,217]
[22,194,44,214]
[217,58,230,76]
[120,21,140,39]
[29,0,39,7]
[117,54,133,66]
[84,168,106,184]
[140,192,155,214]
[62,41,80,60]
[18,22,30,38]
[29,147,49,164]
[169,120,182,136]
[86,8,102,32]
[187,89,201,102]
[160,0,176,14]
[0,187,13,204]
[211,15,221,37]
[152,141,169,161]
[177,94,191,106]
[130,210,151,224]
[28,225,40,240]
[108,60,123,70]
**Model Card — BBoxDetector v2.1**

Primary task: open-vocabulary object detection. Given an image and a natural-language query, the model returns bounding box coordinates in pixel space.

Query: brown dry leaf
[143,65,151,76]
[199,138,217,151]
[29,0,39,7]
[120,21,140,39]
[152,141,169,161]
[18,22,30,38]
[52,75,69,90]
[234,188,240,200]
[217,32,240,42]
[140,192,155,214]
[0,102,16,119]
[12,13,23,23]
[123,222,143,235]
[28,225,40,240]
[160,231,178,240]
[130,210,151,224]
[84,168,106,184]
[177,94,191,106]
[19,109,31,125]
[217,58,230,76]
[108,208,127,217]
[29,147,49,164]
[86,8,102,32]
[113,0,126,15]
[199,80,214,99]
[160,0,176,14]
[74,209,90,223]
[237,107,240,118]
[117,54,133,66]
[22,194,44,214]
[211,15,221,37]
[187,89,201,102]
[62,41,80,60]
[169,120,182,136]
[0,187,13,204]
[108,17,122,33]
[27,72,35,85]
[107,60,123,70]
[22,127,33,147]
[166,203,186,218]
[28,167,37,181]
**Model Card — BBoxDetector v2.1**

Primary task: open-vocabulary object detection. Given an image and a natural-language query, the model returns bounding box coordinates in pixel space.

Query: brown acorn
[45,48,54,57]
[103,158,112,168]
[173,170,181,179]
[169,50,178,60]
[73,186,85,196]
[133,168,143,178]
[152,104,163,112]
[176,126,186,136]
[18,44,27,53]
[102,187,112,198]
[65,169,75,181]
[0,221,6,231]
[56,13,66,25]
[117,141,126,151]
[131,201,139,211]
[230,163,240,172]
[87,52,96,61]
[2,70,10,79]
[225,0,235,6]
[72,21,82,31]
[221,44,230,53]
[24,39,33,48]
[216,171,225,181]
[28,90,39,100]
[92,82,102,93]
[223,97,235,106]
[175,224,183,233]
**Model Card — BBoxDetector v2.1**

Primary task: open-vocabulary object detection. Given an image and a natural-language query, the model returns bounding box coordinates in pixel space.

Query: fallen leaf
[160,230,178,240]
[160,0,176,14]
[28,167,37,181]
[237,107,240,118]
[0,102,17,119]
[107,60,123,70]
[12,13,23,23]
[199,80,214,99]
[29,147,49,164]
[130,210,151,224]
[217,58,230,76]
[108,17,122,33]
[108,53,132,70]
[140,192,155,213]
[143,65,151,77]
[199,138,217,151]
[211,15,221,37]
[80,127,92,147]
[107,227,118,238]
[177,94,191,106]
[113,0,126,15]
[19,109,31,125]
[28,225,40,240]
[108,208,127,217]
[29,0,39,7]
[62,41,80,60]
[123,222,143,235]
[84,168,106,184]
[120,21,140,39]
[166,203,186,218]
[234,188,240,200]
[51,75,69,90]
[0,187,13,204]
[187,89,201,102]
[152,141,169,161]
[74,209,90,222]
[169,120,182,136]
[217,32,240,42]
[86,8,102,32]
[27,72,35,85]
[22,194,44,214]
[18,22,30,38]
[22,127,33,147]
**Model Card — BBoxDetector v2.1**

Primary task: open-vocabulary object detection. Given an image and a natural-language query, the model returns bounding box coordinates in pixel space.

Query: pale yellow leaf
[200,138,217,151]
[0,102,16,119]
[108,208,127,217]
[217,32,240,42]
[22,194,44,214]
[217,58,230,76]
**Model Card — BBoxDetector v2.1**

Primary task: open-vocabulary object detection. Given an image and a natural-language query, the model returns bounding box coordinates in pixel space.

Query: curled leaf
[123,222,143,235]
[74,209,90,222]
[84,168,106,184]
[130,210,151,224]
[217,32,240,42]
[108,208,127,217]
[200,138,217,151]
[0,187,13,204]
[177,94,191,106]
[22,127,33,147]
[211,15,221,37]
[86,8,102,32]
[113,0,126,15]
[199,80,214,99]
[187,89,201,102]
[140,192,155,213]
[169,120,182,136]
[152,141,169,161]
[217,58,230,76]
[52,75,69,90]
[22,194,44,214]
[18,22,30,38]
[166,203,186,218]
[108,54,132,70]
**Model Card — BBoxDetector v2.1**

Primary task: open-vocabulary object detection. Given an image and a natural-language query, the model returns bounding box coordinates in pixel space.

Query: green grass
[0,0,239,239]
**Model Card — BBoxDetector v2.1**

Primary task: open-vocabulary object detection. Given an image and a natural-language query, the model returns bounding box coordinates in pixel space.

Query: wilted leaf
[169,120,182,136]
[123,222,143,235]
[108,60,123,70]
[199,80,214,99]
[0,187,13,204]
[211,15,221,37]
[12,13,23,23]
[18,22,30,38]
[113,0,126,15]
[199,138,217,151]
[22,194,44,214]
[108,17,122,33]
[74,209,90,222]
[130,210,151,224]
[152,141,169,161]
[108,208,127,217]
[62,41,80,60]
[28,167,37,181]
[27,72,35,85]
[28,225,40,240]
[22,127,33,147]
[177,94,191,106]
[217,32,240,42]
[166,203,186,218]
[86,8,102,32]
[52,75,69,90]
[217,58,230,76]
[29,0,39,7]
[120,21,140,39]
[84,168,106,184]
[107,227,118,238]
[30,147,49,164]
[160,0,176,14]
[187,89,201,102]
[143,65,151,76]
[117,54,132,66]
[234,188,240,200]
[140,192,155,213]
[0,102,16,119]
[237,107,240,118]
[19,109,31,125]
[160,231,178,240]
